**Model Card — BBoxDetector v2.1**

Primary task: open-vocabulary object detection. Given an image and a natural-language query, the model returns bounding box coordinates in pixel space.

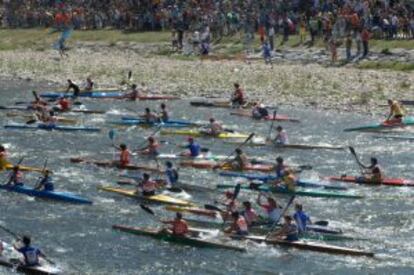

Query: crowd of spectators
[0,0,413,56]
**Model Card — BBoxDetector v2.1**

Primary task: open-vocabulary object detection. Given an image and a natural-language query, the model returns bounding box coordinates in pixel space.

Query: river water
[0,79,413,274]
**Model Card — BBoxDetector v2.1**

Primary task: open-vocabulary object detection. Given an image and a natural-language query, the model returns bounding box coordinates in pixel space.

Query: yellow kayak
[160,129,249,139]
[1,163,45,173]
[99,186,193,206]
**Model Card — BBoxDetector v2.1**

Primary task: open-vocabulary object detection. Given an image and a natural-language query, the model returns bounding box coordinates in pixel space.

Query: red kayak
[230,111,300,122]
[180,160,273,172]
[329,176,414,187]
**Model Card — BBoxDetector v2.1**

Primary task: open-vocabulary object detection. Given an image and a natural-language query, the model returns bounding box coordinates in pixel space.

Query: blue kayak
[219,171,347,190]
[108,120,189,128]
[40,91,122,99]
[4,123,100,132]
[0,184,92,204]
[121,117,199,126]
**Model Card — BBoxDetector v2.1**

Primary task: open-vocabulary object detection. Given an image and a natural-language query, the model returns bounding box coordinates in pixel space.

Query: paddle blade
[167,187,182,193]
[140,204,155,215]
[108,129,116,141]
[314,220,329,226]
[233,183,241,200]
[204,204,222,212]
[349,146,356,156]
[26,119,37,125]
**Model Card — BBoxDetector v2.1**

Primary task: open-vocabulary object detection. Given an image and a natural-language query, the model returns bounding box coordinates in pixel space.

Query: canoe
[230,110,300,122]
[225,140,344,150]
[112,225,245,251]
[344,117,414,132]
[0,184,92,204]
[6,112,77,124]
[4,123,100,132]
[231,235,374,257]
[40,91,179,100]
[70,157,162,172]
[216,184,363,199]
[180,160,274,172]
[99,186,192,206]
[0,241,61,274]
[108,120,189,128]
[329,176,414,187]
[161,129,250,139]
[2,163,45,173]
[219,172,348,190]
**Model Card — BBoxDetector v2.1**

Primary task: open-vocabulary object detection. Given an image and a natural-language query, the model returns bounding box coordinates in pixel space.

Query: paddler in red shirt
[57,97,71,111]
[231,83,246,107]
[162,212,189,236]
[113,143,131,168]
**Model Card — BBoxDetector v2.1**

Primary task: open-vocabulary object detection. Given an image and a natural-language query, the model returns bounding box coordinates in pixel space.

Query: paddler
[201,118,223,136]
[165,161,179,186]
[274,156,288,177]
[268,215,299,241]
[276,169,296,192]
[293,203,312,233]
[42,111,58,128]
[256,194,283,223]
[84,77,94,91]
[6,166,24,186]
[141,108,158,123]
[113,144,131,168]
[0,145,8,170]
[272,126,289,145]
[231,83,246,107]
[136,136,160,157]
[158,103,169,122]
[125,84,140,100]
[57,96,71,112]
[138,173,158,196]
[181,137,201,157]
[14,236,45,267]
[362,157,383,183]
[66,79,80,97]
[386,99,404,123]
[35,170,54,191]
[31,91,48,109]
[223,191,239,213]
[224,211,249,236]
[251,103,269,120]
[241,201,259,226]
[162,212,189,236]
[222,148,248,170]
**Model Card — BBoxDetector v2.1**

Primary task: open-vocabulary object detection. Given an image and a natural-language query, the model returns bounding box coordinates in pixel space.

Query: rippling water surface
[0,79,413,274]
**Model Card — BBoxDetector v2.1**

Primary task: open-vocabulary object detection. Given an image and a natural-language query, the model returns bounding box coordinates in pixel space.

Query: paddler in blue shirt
[165,161,179,186]
[14,236,45,267]
[269,215,299,241]
[6,166,24,187]
[180,137,201,157]
[35,170,54,191]
[293,203,312,233]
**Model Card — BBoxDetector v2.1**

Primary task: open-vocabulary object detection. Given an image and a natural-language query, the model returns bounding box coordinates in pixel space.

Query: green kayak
[216,184,363,199]
[344,117,414,132]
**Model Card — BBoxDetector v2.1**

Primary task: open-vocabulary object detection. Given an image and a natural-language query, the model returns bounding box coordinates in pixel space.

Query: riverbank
[0,29,413,115]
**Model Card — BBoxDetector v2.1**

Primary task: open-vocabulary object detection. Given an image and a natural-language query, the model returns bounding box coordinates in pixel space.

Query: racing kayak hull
[344,117,414,132]
[329,176,414,187]
[230,110,300,122]
[225,140,344,150]
[112,225,245,251]
[4,123,100,132]
[216,184,363,199]
[2,163,45,173]
[99,186,192,206]
[70,158,162,172]
[0,105,105,114]
[108,120,189,128]
[180,160,273,172]
[190,100,254,109]
[231,235,374,257]
[6,112,77,124]
[121,117,198,126]
[40,91,179,100]
[0,184,92,204]
[161,129,250,139]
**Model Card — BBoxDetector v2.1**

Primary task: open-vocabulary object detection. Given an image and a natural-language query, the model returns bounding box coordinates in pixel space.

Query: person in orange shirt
[114,144,131,168]
[162,212,189,236]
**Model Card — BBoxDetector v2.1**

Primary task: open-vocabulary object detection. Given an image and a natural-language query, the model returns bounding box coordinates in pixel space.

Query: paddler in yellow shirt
[386,99,404,123]
[274,169,296,192]
[0,145,8,170]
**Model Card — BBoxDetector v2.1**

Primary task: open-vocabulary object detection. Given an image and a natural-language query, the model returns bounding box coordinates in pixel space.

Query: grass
[357,61,414,71]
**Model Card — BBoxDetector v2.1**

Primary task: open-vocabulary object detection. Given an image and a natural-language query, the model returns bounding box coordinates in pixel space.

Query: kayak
[216,183,363,199]
[112,225,245,251]
[329,176,414,187]
[190,99,254,109]
[225,140,344,150]
[231,235,374,257]
[4,123,100,132]
[161,129,250,139]
[121,117,199,126]
[0,105,105,114]
[230,110,300,122]
[108,120,189,128]
[344,117,414,132]
[165,205,218,218]
[180,160,274,172]
[0,241,61,274]
[99,186,192,206]
[2,163,45,173]
[6,112,77,124]
[158,153,228,161]
[70,158,162,172]
[0,184,92,204]
[219,172,348,190]
[40,91,179,100]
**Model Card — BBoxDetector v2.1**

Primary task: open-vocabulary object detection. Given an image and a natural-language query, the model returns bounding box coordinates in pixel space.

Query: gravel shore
[0,42,412,116]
